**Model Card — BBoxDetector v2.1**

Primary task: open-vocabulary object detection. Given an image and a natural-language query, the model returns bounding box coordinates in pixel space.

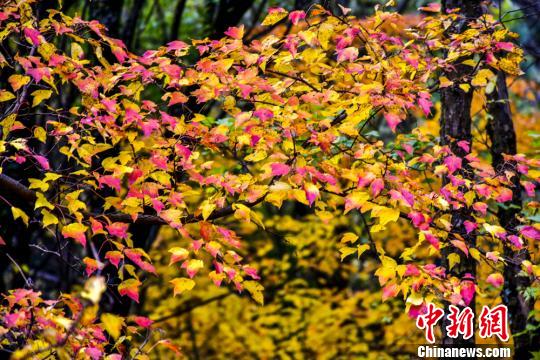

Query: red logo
[479,305,509,342]
[446,305,474,339]
[416,303,445,344]
[416,304,509,343]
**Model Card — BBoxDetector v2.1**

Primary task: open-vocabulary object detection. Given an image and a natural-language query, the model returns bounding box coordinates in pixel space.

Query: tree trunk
[439,0,483,347]
[486,71,539,358]
[88,0,124,39]
[123,0,146,49]
[206,0,255,40]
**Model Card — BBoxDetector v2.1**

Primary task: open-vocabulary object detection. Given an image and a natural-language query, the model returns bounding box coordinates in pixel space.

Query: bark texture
[486,71,539,358]
[439,0,483,347]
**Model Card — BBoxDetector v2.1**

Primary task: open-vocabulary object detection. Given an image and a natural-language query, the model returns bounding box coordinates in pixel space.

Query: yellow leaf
[463,191,475,207]
[31,89,52,107]
[11,207,29,226]
[35,192,54,210]
[233,203,251,222]
[8,74,30,91]
[483,223,506,237]
[339,246,357,261]
[374,256,397,285]
[357,244,370,258]
[0,90,15,102]
[471,68,495,87]
[65,190,86,215]
[101,313,124,340]
[1,114,17,140]
[469,248,481,261]
[201,201,216,221]
[341,232,358,244]
[243,280,264,305]
[81,276,106,304]
[448,253,461,270]
[170,277,195,296]
[459,83,471,92]
[38,42,56,61]
[344,191,370,213]
[244,150,267,162]
[33,126,47,143]
[168,247,190,265]
[71,42,84,60]
[41,209,58,227]
[439,76,453,88]
[406,292,424,306]
[261,8,288,26]
[61,222,88,246]
[29,178,49,192]
[372,206,400,226]
[318,22,334,49]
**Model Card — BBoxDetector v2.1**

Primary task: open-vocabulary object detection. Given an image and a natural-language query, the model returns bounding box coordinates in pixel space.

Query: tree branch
[0,173,266,225]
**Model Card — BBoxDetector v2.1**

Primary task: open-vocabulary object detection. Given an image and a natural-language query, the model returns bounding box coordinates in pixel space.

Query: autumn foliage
[0,0,539,358]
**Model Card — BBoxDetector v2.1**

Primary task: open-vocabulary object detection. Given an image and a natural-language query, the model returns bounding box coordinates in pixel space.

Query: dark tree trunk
[123,0,146,49]
[88,0,124,39]
[206,0,255,40]
[169,0,187,42]
[439,0,483,347]
[486,71,539,358]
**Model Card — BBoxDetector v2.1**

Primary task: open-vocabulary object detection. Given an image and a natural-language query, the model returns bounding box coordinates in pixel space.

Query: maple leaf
[261,8,288,26]
[62,222,88,247]
[168,247,190,265]
[224,25,244,39]
[486,273,504,288]
[344,191,369,214]
[170,277,195,296]
[101,313,124,340]
[289,10,306,25]
[83,257,103,277]
[118,278,142,302]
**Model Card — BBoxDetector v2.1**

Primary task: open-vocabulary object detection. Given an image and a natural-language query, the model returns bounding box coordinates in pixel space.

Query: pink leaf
[444,155,462,174]
[495,42,514,52]
[243,266,261,280]
[370,178,384,197]
[224,25,244,39]
[419,3,441,12]
[253,108,274,121]
[24,27,42,45]
[105,251,123,268]
[289,10,306,25]
[457,140,470,153]
[304,183,320,206]
[521,226,540,241]
[166,40,189,51]
[98,175,121,192]
[418,93,432,116]
[486,273,504,288]
[33,155,50,170]
[423,231,440,250]
[464,220,478,234]
[384,113,402,132]
[450,239,469,256]
[460,280,476,306]
[336,47,358,63]
[270,163,291,177]
[382,283,399,301]
[106,222,129,239]
[133,316,154,328]
[496,188,513,203]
